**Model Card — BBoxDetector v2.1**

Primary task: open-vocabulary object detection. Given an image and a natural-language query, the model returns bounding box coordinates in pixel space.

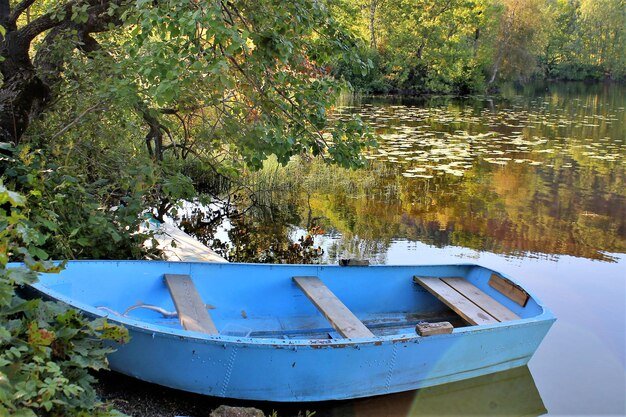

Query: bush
[0,183,129,417]
[1,146,158,260]
[548,62,606,81]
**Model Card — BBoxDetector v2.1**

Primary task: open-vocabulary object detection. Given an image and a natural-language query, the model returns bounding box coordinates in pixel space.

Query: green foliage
[53,0,375,171]
[540,0,626,80]
[0,184,128,417]
[8,0,377,234]
[331,0,625,94]
[331,0,494,94]
[1,146,157,260]
[334,46,390,94]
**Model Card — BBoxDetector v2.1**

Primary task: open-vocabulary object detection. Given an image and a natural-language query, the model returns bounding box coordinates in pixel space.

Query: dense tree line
[331,0,625,94]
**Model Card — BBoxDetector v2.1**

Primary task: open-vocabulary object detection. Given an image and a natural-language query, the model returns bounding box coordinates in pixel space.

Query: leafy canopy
[8,0,374,171]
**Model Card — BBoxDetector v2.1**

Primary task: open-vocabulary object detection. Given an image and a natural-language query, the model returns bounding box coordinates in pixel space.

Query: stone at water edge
[210,405,265,417]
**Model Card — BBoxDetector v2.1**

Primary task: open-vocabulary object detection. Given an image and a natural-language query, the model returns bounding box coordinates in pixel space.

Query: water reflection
[199,83,624,263]
[99,365,545,417]
[330,366,545,417]
[327,85,625,261]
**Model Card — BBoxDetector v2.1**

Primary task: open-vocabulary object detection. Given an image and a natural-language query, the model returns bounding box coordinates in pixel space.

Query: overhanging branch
[8,0,37,25]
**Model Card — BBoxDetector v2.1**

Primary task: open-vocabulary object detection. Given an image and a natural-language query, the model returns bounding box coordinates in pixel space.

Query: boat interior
[38,261,544,340]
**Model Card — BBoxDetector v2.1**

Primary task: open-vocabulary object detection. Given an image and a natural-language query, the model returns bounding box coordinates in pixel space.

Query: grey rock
[210,405,265,417]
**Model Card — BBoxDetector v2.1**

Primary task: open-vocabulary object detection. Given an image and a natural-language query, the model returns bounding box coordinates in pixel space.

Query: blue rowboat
[25,260,555,402]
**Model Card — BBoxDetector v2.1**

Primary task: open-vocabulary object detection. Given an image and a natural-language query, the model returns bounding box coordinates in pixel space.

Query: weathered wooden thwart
[164,274,218,334]
[413,275,520,325]
[22,261,555,402]
[293,276,374,338]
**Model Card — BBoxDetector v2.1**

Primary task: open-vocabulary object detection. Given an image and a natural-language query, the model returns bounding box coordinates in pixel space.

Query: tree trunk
[488,58,500,85]
[0,69,50,143]
[1,27,51,144]
[473,28,480,57]
[417,41,425,60]
[0,0,125,147]
[1,7,56,145]
[369,0,377,49]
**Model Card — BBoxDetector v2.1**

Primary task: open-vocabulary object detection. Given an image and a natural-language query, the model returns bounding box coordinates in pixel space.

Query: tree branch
[8,0,37,25]
[16,12,61,45]
[17,0,125,47]
[49,102,103,141]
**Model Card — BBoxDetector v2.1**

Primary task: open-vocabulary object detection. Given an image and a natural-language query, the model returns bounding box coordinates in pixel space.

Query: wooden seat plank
[489,274,530,307]
[164,274,218,335]
[413,276,498,326]
[441,277,520,322]
[293,276,374,339]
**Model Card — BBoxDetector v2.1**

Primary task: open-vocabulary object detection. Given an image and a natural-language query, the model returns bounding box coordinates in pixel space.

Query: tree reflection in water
[181,83,625,264]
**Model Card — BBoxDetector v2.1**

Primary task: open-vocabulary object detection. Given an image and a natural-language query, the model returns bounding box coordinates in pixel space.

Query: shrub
[0,179,129,416]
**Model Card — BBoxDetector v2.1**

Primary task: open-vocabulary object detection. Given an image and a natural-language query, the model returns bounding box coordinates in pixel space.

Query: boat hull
[22,260,555,402]
[107,318,552,401]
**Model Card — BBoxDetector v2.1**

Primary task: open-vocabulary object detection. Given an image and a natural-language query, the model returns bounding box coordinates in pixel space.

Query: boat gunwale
[22,260,556,348]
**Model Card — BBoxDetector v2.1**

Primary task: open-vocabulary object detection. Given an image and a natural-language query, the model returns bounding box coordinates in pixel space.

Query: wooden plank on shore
[293,276,374,339]
[413,276,498,326]
[442,277,520,322]
[489,274,529,307]
[416,321,454,336]
[164,274,218,335]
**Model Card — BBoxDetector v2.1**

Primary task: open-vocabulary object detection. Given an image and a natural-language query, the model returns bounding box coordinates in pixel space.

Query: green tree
[1,0,372,170]
[486,0,550,86]
[540,0,625,80]
[578,0,626,78]
[372,0,487,93]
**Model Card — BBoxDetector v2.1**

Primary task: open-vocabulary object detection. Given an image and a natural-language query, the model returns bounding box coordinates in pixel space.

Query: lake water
[174,83,626,416]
